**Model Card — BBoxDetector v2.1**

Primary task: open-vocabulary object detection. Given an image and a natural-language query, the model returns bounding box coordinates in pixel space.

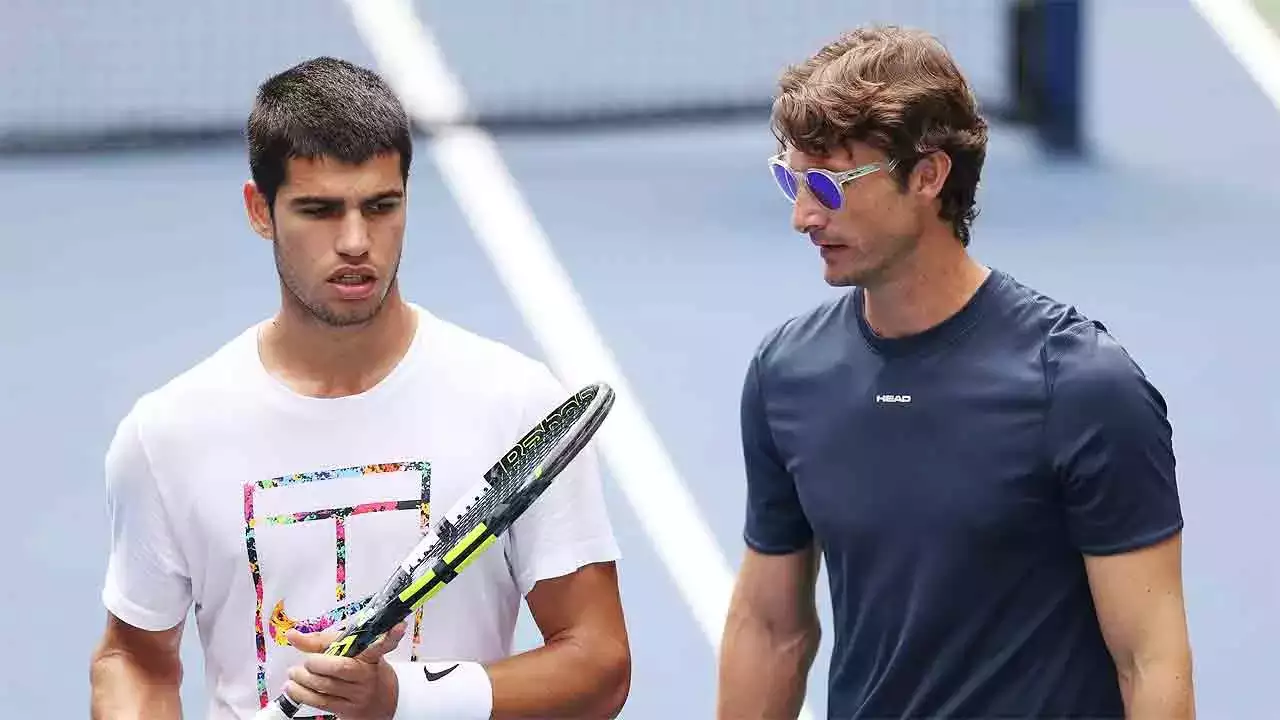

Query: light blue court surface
[3,3,1279,718]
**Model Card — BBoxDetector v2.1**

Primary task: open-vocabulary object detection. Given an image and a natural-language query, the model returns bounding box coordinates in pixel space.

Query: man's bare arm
[1085,532,1194,719]
[483,560,631,719]
[717,542,822,720]
[89,613,184,720]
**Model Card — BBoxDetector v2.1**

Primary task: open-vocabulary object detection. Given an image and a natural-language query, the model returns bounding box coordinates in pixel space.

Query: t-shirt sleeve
[741,352,813,555]
[101,402,193,631]
[1044,322,1184,556]
[504,366,621,597]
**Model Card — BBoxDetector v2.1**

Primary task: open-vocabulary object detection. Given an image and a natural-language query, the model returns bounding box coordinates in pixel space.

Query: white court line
[341,2,815,718]
[1189,0,1280,114]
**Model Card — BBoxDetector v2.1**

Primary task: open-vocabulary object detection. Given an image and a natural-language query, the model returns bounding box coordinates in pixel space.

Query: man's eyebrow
[288,195,341,206]
[288,189,404,206]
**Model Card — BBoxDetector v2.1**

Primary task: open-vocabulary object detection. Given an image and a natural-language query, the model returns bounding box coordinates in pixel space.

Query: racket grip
[252,698,296,720]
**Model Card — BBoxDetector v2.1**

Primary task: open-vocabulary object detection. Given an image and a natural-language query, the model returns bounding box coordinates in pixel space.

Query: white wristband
[390,659,493,720]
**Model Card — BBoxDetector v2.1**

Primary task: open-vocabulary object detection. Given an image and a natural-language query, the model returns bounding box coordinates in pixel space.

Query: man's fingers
[289,663,356,696]
[357,621,408,663]
[282,675,352,718]
[285,627,341,653]
[303,654,369,683]
[288,620,406,661]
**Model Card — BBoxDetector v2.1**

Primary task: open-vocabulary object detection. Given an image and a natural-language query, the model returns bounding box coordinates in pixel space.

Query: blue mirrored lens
[771,163,798,201]
[806,172,842,210]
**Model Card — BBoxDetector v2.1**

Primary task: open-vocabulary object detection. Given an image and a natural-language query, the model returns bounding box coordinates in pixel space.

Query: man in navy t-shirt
[716,26,1194,720]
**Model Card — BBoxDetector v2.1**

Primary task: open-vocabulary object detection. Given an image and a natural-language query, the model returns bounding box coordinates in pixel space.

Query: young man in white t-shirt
[89,56,631,720]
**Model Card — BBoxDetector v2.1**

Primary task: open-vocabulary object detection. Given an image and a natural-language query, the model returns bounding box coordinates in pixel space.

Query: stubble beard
[273,241,399,328]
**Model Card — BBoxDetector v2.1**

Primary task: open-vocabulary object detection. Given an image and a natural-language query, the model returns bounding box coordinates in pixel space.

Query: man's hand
[281,622,408,720]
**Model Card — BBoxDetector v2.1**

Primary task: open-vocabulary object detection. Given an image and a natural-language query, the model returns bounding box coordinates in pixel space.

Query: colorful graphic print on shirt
[243,460,432,712]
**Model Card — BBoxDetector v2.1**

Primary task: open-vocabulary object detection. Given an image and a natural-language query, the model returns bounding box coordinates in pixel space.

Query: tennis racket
[253,381,616,719]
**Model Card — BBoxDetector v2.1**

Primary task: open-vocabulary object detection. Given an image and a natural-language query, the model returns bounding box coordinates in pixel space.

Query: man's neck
[861,230,990,340]
[259,290,418,399]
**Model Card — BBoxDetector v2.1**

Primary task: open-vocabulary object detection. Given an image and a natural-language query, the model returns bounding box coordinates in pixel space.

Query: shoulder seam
[754,355,783,463]
[1038,317,1104,475]
[757,291,851,359]
[131,397,192,575]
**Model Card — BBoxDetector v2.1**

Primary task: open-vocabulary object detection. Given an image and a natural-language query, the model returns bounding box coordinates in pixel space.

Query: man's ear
[243,181,274,241]
[908,150,952,201]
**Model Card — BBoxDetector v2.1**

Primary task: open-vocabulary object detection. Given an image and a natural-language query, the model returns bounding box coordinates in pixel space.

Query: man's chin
[823,255,894,288]
[822,263,865,288]
[309,297,387,328]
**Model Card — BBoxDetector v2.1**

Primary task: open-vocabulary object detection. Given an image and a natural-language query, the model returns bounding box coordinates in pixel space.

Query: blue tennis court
[2,2,1277,718]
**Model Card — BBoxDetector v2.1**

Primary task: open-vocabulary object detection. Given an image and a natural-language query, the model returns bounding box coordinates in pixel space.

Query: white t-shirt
[101,304,621,719]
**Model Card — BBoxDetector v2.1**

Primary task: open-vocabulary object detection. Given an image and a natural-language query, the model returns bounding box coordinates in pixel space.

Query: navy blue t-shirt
[741,268,1183,719]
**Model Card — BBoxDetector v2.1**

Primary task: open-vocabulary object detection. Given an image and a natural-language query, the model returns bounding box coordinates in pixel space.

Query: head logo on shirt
[875,393,912,404]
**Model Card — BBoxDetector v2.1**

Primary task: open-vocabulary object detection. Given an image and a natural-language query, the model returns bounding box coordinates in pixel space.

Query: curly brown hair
[771,26,989,245]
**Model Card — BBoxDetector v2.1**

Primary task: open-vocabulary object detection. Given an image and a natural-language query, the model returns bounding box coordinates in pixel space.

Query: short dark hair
[246,56,413,211]
[771,26,988,245]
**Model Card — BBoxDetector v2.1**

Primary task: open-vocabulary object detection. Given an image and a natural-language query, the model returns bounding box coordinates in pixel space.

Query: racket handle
[252,698,296,720]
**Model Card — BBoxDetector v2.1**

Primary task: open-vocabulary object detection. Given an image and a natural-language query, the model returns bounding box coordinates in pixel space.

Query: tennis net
[0,0,1080,153]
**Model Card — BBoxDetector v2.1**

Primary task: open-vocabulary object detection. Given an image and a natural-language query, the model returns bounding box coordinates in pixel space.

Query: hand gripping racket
[253,382,616,719]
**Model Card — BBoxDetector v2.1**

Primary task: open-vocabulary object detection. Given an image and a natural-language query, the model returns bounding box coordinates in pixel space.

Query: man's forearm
[89,650,182,720]
[482,633,631,719]
[717,615,820,719]
[1120,655,1195,720]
